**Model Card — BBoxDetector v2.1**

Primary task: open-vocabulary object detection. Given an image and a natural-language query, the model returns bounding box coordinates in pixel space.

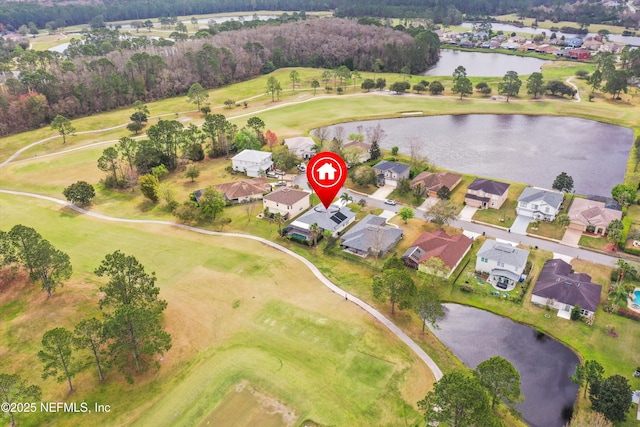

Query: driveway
[417,197,438,211]
[459,205,478,222]
[561,228,582,248]
[511,215,533,235]
[370,185,395,201]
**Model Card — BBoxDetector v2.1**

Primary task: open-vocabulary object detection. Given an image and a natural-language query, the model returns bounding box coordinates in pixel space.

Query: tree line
[0,18,439,137]
[0,226,171,426]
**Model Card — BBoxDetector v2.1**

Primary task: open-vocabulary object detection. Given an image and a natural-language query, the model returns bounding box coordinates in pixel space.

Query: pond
[424,49,549,77]
[428,304,579,427]
[324,115,632,197]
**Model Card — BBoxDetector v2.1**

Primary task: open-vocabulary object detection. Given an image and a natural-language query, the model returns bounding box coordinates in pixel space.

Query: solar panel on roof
[331,212,347,223]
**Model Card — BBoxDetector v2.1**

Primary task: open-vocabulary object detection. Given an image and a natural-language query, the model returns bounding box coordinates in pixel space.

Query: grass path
[0,188,443,381]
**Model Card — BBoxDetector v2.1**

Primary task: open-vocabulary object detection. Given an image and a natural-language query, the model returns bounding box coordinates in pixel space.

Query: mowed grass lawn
[0,193,433,427]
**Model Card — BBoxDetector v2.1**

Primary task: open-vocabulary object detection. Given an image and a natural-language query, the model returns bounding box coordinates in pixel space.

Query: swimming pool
[634,290,640,305]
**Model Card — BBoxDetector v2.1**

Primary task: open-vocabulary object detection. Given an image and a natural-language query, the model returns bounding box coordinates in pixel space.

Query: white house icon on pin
[317,162,337,180]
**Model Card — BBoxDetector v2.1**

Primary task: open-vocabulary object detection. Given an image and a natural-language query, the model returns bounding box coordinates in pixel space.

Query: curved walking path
[0,188,443,380]
[566,77,581,102]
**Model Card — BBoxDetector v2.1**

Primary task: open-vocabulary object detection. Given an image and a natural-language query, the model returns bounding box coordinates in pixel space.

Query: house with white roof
[231,150,273,177]
[476,240,530,290]
[284,203,356,241]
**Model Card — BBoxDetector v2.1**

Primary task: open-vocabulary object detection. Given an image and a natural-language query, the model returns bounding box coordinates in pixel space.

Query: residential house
[402,229,472,278]
[342,141,372,164]
[567,197,622,235]
[284,204,356,241]
[568,48,591,60]
[262,188,310,219]
[373,160,410,187]
[411,171,462,198]
[283,136,316,160]
[500,42,519,50]
[340,214,403,257]
[231,150,273,177]
[516,187,564,221]
[566,37,584,47]
[464,178,510,209]
[531,259,602,319]
[196,178,271,204]
[476,240,529,290]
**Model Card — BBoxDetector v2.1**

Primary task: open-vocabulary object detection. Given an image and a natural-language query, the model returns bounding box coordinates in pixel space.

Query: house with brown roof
[465,178,510,209]
[262,188,310,219]
[531,259,602,319]
[567,197,622,236]
[213,178,271,203]
[401,229,472,278]
[411,171,462,198]
[193,178,270,204]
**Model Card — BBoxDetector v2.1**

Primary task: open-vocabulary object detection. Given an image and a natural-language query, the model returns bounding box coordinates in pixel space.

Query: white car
[384,199,397,205]
[297,164,306,172]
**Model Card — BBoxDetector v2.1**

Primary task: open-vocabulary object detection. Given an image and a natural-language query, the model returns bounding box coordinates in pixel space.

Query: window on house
[531,204,538,209]
[497,262,504,267]
[580,309,588,316]
[481,257,488,263]
[545,207,550,213]
[519,202,527,207]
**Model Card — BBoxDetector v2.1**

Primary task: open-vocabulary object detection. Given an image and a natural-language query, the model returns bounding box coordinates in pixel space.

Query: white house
[516,187,564,221]
[231,150,273,178]
[283,136,316,160]
[476,240,529,290]
[263,188,310,219]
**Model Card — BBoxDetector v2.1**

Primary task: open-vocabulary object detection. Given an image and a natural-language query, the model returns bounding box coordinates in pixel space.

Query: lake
[324,115,632,197]
[429,304,580,427]
[425,49,548,77]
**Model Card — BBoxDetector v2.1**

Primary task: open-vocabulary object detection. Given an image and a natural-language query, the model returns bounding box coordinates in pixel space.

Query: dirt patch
[199,380,297,427]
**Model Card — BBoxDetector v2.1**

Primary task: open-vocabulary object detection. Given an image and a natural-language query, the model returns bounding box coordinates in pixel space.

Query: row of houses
[400,227,602,319]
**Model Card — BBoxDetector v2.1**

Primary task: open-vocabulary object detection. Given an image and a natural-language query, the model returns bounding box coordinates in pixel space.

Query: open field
[0,193,434,427]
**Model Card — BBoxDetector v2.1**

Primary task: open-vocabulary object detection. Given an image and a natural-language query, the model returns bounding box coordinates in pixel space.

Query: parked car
[274,169,285,175]
[384,199,397,205]
[275,181,287,187]
[297,164,306,172]
[266,172,279,179]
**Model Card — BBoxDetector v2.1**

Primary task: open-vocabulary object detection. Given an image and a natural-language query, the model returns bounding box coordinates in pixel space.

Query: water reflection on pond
[425,49,548,76]
[429,304,579,427]
[324,115,632,197]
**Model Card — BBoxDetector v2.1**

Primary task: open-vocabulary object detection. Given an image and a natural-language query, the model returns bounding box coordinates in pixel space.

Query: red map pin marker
[306,151,348,209]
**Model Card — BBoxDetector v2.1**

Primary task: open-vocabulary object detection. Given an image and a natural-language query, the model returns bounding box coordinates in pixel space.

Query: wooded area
[0,0,586,29]
[0,19,439,137]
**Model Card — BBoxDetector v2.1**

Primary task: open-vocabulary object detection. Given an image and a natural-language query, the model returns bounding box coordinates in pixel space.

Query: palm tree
[309,222,320,246]
[273,212,285,235]
[340,192,353,205]
[556,213,570,228]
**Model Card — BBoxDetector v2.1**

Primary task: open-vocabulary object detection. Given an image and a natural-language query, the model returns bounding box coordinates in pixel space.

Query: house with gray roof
[516,187,564,221]
[340,215,403,258]
[373,160,410,187]
[284,136,316,160]
[531,259,602,319]
[476,240,529,290]
[284,204,356,241]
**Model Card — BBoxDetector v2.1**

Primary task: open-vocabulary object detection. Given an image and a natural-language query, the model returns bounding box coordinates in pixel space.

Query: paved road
[0,189,443,381]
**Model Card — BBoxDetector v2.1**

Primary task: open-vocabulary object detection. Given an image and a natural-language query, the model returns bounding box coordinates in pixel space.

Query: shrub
[617,307,640,321]
[460,284,474,292]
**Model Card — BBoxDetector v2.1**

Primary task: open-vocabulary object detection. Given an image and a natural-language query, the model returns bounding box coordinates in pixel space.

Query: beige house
[411,171,462,198]
[464,178,510,209]
[262,188,310,219]
[342,141,371,164]
[567,198,622,236]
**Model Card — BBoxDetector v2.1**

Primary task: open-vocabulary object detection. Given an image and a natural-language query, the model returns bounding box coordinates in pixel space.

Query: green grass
[526,195,574,240]
[0,193,432,427]
[579,234,610,251]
